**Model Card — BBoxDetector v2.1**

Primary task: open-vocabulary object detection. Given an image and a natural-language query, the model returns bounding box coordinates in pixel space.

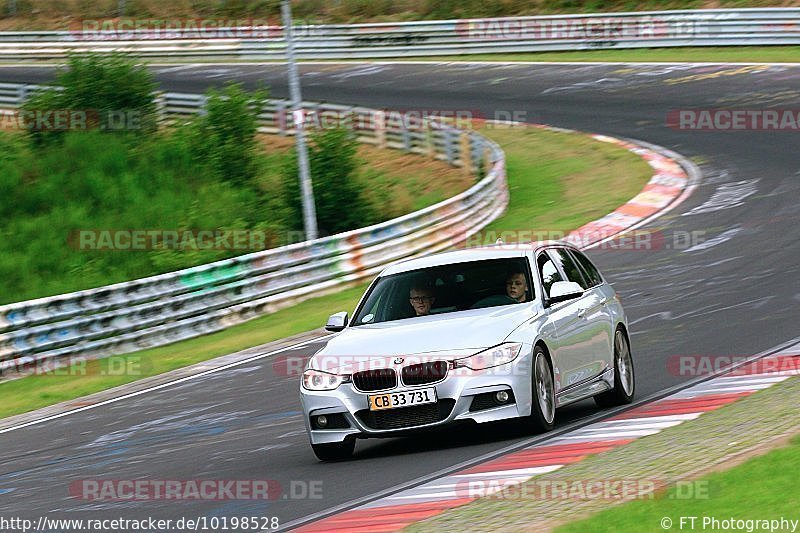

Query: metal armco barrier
[0,83,508,373]
[0,9,799,59]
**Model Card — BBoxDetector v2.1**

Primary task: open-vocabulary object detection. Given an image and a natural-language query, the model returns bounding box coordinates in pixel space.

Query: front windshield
[352,257,534,326]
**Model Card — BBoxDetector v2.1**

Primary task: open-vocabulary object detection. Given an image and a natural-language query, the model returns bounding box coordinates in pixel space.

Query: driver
[505,270,528,303]
[409,285,436,316]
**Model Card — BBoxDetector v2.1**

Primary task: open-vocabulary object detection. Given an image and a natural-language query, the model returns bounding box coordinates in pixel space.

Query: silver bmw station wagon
[300,242,634,461]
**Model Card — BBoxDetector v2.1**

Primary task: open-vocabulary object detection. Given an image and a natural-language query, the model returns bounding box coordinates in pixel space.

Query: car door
[568,248,615,371]
[549,248,611,385]
[536,249,585,394]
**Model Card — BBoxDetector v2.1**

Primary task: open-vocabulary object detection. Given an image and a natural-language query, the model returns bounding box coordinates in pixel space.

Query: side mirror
[325,311,349,332]
[548,281,584,305]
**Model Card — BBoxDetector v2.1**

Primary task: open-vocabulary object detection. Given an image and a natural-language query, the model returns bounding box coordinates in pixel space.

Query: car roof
[380,240,576,276]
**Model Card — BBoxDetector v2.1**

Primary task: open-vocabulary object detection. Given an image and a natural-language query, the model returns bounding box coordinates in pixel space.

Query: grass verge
[0,125,653,420]
[2,46,797,67]
[407,376,800,532]
[390,46,800,64]
[479,125,652,238]
[558,432,800,533]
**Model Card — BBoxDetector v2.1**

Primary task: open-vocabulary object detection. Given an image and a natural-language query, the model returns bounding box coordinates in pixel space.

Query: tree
[22,52,157,145]
[282,127,375,237]
[190,83,268,185]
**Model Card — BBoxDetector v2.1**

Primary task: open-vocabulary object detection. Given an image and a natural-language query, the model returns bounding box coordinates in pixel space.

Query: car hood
[310,305,534,374]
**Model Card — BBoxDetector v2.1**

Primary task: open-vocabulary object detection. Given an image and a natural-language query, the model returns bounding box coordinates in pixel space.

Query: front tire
[520,345,556,433]
[311,439,355,462]
[595,328,635,408]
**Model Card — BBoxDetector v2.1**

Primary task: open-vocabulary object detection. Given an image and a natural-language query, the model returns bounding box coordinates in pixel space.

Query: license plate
[368,387,437,411]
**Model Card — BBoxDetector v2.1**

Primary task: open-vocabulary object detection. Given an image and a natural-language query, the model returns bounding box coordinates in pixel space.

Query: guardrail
[0,8,799,60]
[0,82,507,374]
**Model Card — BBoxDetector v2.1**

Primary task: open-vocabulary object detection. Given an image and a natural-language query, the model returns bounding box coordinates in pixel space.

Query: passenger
[505,270,528,303]
[409,285,436,316]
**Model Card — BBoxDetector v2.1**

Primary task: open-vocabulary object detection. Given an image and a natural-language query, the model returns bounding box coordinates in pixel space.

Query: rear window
[570,249,603,287]
[549,248,588,289]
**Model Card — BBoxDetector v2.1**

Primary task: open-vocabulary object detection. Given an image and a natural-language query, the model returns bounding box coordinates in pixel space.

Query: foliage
[0,129,270,304]
[1,73,448,304]
[185,83,268,185]
[22,53,157,145]
[281,127,377,238]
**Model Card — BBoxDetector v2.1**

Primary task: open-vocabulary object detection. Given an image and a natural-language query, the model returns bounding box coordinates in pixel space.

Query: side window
[537,253,563,296]
[570,249,603,287]
[549,248,588,289]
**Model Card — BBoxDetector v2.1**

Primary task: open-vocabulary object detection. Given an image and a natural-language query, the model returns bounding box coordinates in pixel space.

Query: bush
[22,52,157,145]
[189,83,268,186]
[282,127,376,238]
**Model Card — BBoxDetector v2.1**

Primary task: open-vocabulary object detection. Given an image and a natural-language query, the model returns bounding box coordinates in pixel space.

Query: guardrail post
[374,110,387,148]
[484,146,493,176]
[472,135,486,175]
[275,101,287,135]
[401,125,412,152]
[443,130,455,165]
[460,131,472,176]
[425,124,436,159]
[17,84,28,106]
[308,102,319,131]
[198,95,209,117]
[153,91,167,125]
[340,106,353,135]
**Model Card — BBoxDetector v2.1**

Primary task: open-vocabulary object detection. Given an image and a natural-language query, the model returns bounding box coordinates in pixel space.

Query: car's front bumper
[300,346,535,445]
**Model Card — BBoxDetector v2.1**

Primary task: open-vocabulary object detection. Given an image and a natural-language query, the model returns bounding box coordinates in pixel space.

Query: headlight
[453,343,523,371]
[302,369,349,391]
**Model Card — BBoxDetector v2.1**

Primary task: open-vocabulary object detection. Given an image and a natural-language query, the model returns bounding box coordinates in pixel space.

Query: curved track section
[0,62,798,528]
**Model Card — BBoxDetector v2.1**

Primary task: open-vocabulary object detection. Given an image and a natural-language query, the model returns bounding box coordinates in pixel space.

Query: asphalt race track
[1,62,799,528]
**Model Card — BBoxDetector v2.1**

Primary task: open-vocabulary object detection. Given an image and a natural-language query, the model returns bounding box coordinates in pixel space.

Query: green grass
[480,126,652,239]
[0,129,467,305]
[0,125,653,420]
[557,434,800,533]
[0,128,286,304]
[396,46,800,64]
[4,47,796,67]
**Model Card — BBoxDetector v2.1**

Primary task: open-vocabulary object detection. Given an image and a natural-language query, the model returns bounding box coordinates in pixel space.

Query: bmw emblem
[393,357,404,364]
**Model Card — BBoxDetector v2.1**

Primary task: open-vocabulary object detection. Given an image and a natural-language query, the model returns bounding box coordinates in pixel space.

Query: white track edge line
[0,335,332,435]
